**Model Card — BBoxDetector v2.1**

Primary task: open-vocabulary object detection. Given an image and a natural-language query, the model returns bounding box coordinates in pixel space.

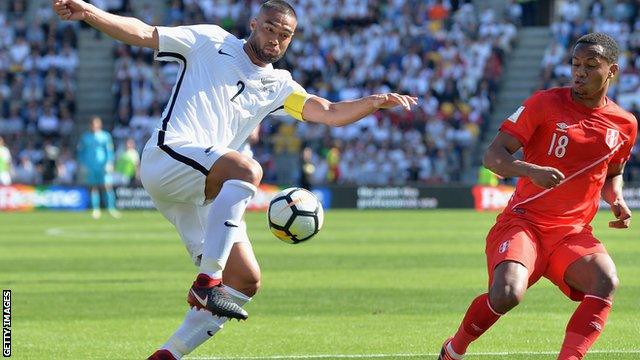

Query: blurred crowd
[0,0,80,185]
[541,0,640,181]
[2,0,638,188]
[109,0,518,187]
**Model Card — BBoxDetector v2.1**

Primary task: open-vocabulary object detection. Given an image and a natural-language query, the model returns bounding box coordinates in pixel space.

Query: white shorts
[140,131,249,264]
[140,132,230,206]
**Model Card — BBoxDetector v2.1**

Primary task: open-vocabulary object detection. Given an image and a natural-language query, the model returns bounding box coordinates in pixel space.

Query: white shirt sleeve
[271,75,309,118]
[155,24,232,59]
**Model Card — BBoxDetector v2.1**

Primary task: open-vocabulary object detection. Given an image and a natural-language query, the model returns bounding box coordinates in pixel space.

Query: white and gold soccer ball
[267,187,324,244]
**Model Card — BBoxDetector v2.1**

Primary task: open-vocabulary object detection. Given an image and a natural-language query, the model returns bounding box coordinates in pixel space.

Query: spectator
[272,122,301,185]
[0,0,80,185]
[55,146,77,185]
[12,155,39,185]
[41,140,60,184]
[299,147,315,190]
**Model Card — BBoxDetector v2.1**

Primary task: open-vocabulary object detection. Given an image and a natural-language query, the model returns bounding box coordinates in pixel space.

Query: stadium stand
[1,0,638,186]
[110,0,518,186]
[0,0,79,185]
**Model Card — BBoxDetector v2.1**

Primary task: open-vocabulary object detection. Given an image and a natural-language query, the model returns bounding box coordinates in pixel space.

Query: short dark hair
[575,32,619,63]
[260,0,297,19]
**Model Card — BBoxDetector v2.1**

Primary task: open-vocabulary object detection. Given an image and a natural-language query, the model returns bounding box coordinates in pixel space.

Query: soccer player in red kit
[439,33,637,360]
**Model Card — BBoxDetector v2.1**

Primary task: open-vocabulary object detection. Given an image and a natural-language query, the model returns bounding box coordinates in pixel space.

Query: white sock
[237,220,249,243]
[222,284,252,307]
[161,285,251,358]
[162,309,225,359]
[199,180,256,278]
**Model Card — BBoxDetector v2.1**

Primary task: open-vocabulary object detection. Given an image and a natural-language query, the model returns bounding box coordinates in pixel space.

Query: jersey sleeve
[610,115,638,164]
[155,24,231,59]
[271,76,310,121]
[499,91,547,146]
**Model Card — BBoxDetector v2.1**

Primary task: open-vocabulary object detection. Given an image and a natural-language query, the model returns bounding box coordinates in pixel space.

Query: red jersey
[498,87,637,231]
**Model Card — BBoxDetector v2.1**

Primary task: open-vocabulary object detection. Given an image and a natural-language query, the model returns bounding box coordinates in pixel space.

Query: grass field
[1,209,639,360]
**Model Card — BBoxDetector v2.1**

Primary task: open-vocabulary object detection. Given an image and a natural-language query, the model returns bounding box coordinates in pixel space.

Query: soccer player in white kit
[54,1,417,359]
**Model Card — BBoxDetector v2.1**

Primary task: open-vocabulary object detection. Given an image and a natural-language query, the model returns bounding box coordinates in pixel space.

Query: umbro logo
[261,77,276,85]
[218,48,233,57]
[556,122,570,132]
[224,220,239,228]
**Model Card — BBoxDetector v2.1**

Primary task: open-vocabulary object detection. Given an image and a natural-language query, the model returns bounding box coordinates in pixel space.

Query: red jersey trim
[510,140,625,210]
[499,125,529,147]
[608,156,630,164]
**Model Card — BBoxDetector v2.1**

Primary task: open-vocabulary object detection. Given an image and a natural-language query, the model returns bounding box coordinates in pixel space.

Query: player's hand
[371,93,418,111]
[53,0,89,21]
[527,165,565,189]
[609,198,631,229]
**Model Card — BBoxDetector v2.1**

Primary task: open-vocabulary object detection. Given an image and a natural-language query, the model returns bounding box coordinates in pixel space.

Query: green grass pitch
[1,209,639,359]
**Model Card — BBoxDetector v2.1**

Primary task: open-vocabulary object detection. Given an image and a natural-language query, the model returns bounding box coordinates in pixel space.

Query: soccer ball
[268,187,324,244]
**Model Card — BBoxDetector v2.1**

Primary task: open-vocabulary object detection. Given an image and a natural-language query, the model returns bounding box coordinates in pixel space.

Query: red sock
[194,273,221,287]
[558,295,612,360]
[450,293,502,355]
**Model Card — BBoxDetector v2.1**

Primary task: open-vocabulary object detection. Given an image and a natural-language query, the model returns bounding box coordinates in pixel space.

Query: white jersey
[155,24,305,150]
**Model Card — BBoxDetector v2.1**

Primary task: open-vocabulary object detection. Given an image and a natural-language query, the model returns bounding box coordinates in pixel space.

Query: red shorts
[485,217,607,301]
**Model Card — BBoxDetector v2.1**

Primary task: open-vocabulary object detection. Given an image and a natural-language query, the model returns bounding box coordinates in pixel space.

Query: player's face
[571,43,617,98]
[249,10,296,64]
[91,119,102,132]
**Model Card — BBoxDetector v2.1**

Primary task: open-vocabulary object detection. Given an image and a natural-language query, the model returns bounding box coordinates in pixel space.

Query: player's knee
[242,278,261,298]
[232,274,261,298]
[592,273,619,298]
[489,283,526,313]
[235,158,262,187]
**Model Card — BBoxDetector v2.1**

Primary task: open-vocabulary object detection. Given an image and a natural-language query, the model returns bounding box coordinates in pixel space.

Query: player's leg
[440,223,541,360]
[103,180,121,218]
[440,261,526,360]
[140,141,251,320]
[185,151,260,319]
[545,235,615,360]
[155,242,260,360]
[89,182,101,219]
[222,230,261,298]
[196,151,261,285]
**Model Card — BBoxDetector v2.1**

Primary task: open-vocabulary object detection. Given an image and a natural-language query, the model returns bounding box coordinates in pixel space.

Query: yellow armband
[283,91,310,121]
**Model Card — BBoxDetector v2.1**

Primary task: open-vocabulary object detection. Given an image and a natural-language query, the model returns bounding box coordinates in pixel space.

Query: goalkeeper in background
[77,116,120,219]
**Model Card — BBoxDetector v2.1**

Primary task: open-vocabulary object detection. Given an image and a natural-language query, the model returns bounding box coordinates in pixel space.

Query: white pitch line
[44,226,167,238]
[187,349,640,359]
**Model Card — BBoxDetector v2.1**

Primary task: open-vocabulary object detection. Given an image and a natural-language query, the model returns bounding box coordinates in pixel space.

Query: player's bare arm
[53,0,158,49]
[300,94,417,127]
[602,161,631,229]
[484,131,565,189]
